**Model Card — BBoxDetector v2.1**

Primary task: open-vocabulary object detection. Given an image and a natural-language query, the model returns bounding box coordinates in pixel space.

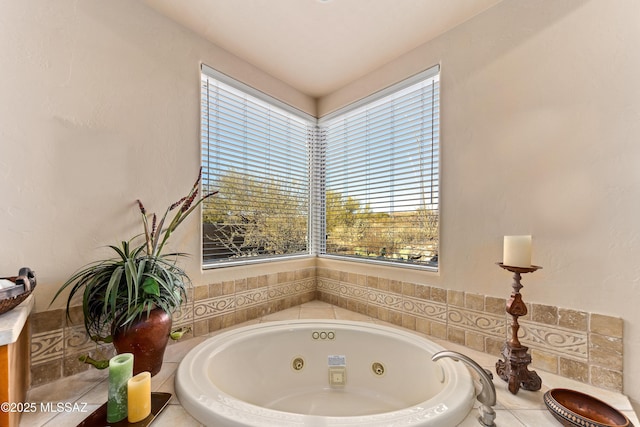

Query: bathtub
[175,320,475,427]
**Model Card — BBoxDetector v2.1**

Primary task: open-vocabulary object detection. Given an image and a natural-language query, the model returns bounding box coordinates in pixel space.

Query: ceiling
[143,0,503,98]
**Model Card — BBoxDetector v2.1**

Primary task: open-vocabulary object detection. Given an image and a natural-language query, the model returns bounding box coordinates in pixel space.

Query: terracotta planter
[112,308,172,376]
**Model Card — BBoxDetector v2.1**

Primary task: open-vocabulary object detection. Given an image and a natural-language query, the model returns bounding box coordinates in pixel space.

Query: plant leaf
[142,277,160,297]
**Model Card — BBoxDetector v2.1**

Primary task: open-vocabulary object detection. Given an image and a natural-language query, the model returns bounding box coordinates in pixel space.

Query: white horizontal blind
[201,69,312,265]
[323,71,440,268]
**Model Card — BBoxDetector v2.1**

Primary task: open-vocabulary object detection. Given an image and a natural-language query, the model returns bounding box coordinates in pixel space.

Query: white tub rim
[175,319,475,427]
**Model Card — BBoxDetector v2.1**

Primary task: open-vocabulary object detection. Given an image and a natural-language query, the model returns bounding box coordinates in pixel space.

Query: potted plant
[51,169,216,375]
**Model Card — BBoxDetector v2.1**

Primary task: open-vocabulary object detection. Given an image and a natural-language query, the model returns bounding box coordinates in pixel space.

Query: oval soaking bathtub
[175,320,475,427]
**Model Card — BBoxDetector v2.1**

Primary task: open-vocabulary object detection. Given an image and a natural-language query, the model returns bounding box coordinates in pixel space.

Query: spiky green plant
[51,169,217,342]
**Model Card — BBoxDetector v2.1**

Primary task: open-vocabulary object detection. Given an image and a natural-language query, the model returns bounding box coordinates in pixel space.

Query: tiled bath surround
[30,268,316,386]
[22,301,639,427]
[31,266,623,394]
[316,267,624,393]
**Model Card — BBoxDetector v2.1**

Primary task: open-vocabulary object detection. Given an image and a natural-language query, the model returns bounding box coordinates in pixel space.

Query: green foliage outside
[203,172,438,265]
[203,171,307,258]
[325,190,438,264]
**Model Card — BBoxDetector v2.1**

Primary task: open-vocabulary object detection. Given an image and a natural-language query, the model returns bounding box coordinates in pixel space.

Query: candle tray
[77,392,172,427]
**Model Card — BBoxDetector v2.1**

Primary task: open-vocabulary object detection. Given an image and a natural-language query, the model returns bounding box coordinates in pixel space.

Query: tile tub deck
[20,301,640,427]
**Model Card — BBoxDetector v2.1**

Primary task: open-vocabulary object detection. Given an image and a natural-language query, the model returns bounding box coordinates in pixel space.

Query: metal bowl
[544,388,632,427]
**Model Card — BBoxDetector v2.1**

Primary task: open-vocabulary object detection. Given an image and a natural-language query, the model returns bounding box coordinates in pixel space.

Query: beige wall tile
[531,348,558,373]
[590,366,623,391]
[389,279,402,294]
[194,285,209,301]
[485,296,506,315]
[465,331,485,352]
[347,272,357,285]
[559,357,588,383]
[558,308,588,331]
[222,280,234,295]
[209,282,223,297]
[448,289,464,307]
[416,318,431,335]
[430,287,447,303]
[366,304,378,318]
[63,354,91,377]
[486,337,504,357]
[465,293,484,311]
[388,310,402,326]
[431,322,447,340]
[590,334,623,371]
[519,320,588,360]
[193,319,209,336]
[235,278,248,292]
[33,265,628,394]
[247,275,258,289]
[447,326,465,345]
[415,284,430,300]
[31,309,65,333]
[31,359,62,387]
[590,314,623,338]
[402,314,416,330]
[531,303,558,325]
[367,275,379,289]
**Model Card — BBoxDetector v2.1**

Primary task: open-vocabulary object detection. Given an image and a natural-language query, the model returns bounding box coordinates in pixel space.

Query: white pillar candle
[503,235,532,268]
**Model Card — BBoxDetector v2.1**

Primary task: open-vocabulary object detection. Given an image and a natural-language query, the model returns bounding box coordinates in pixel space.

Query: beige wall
[0,0,315,313]
[2,0,640,406]
[320,0,640,406]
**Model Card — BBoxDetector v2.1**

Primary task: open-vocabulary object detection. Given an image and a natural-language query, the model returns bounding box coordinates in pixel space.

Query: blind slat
[323,74,440,268]
[201,72,312,265]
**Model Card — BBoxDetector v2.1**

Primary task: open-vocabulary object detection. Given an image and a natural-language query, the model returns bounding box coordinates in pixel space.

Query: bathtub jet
[175,320,475,427]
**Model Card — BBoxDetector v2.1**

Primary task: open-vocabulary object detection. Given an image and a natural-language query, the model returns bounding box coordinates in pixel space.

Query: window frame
[200,64,440,271]
[200,65,316,268]
[318,65,440,271]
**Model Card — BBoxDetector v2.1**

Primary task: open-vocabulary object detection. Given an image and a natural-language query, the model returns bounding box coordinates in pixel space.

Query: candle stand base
[495,262,543,395]
[496,342,542,394]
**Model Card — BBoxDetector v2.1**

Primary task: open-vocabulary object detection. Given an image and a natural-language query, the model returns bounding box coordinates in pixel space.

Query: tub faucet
[432,350,496,427]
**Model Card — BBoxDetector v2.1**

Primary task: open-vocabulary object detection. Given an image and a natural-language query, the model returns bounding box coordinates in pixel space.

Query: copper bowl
[544,388,632,427]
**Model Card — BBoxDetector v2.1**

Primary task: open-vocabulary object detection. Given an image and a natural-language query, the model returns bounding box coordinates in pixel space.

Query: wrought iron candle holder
[495,262,542,394]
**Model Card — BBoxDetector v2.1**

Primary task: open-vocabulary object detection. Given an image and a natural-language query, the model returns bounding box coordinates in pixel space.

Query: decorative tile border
[29,266,624,393]
[519,320,588,360]
[317,267,624,393]
[29,269,316,386]
[31,330,64,364]
[448,306,505,338]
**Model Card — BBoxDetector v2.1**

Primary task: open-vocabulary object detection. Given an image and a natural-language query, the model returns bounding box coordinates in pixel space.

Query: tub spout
[432,350,496,427]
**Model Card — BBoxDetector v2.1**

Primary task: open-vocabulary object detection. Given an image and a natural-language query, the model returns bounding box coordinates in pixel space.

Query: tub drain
[372,362,385,376]
[292,357,304,371]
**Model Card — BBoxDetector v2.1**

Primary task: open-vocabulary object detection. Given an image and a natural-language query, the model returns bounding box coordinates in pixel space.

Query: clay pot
[112,308,172,376]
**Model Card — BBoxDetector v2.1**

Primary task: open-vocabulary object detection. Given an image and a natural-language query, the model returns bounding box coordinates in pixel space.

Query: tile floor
[21,301,640,426]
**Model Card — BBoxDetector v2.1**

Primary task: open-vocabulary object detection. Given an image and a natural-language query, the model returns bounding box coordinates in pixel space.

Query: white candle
[503,235,532,268]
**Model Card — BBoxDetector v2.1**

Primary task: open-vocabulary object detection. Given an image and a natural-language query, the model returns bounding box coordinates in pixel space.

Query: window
[201,65,314,266]
[320,66,440,268]
[201,64,439,270]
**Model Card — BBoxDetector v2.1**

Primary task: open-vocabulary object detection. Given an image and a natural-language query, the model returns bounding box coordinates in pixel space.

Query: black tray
[76,392,172,427]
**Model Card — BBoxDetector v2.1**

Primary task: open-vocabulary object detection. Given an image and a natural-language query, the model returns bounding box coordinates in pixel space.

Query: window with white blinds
[201,64,439,269]
[200,66,313,266]
[321,67,440,268]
